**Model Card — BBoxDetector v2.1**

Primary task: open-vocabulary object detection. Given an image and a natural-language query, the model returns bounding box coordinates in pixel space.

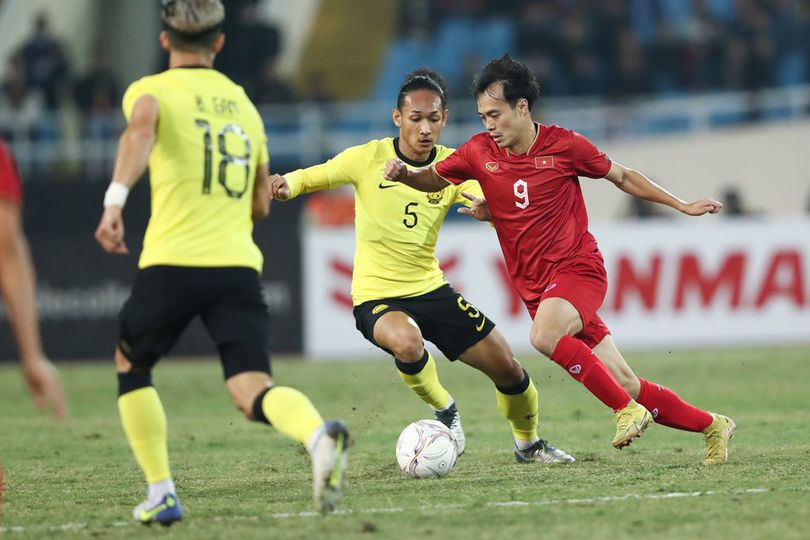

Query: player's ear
[517,98,529,116]
[441,108,448,127]
[159,31,171,52]
[212,33,225,54]
[392,108,401,128]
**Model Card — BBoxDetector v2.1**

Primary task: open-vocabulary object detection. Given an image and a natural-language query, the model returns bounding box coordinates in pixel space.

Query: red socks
[550,336,713,431]
[636,378,713,432]
[551,335,631,411]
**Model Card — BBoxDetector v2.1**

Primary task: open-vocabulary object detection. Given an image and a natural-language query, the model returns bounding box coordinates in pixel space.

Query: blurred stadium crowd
[382,0,810,99]
[2,1,809,144]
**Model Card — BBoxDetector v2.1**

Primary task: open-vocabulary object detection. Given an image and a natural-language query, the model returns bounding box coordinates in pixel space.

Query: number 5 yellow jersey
[285,138,483,305]
[122,67,269,271]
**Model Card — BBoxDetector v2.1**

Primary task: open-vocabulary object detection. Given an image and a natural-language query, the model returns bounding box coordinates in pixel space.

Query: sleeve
[0,144,23,205]
[122,78,156,121]
[435,142,475,185]
[571,131,612,178]
[285,145,363,199]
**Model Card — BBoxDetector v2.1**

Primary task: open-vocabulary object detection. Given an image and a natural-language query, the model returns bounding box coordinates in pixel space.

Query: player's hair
[161,0,225,52]
[472,54,540,110]
[397,68,448,110]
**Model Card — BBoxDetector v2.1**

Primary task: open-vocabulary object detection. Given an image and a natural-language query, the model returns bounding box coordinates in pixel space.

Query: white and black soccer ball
[395,419,458,479]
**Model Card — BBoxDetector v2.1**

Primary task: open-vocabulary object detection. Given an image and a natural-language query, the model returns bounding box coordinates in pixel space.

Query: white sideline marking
[0,486,804,532]
[267,486,789,519]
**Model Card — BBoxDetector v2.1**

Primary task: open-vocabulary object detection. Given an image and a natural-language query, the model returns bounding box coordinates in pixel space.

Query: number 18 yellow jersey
[122,67,269,271]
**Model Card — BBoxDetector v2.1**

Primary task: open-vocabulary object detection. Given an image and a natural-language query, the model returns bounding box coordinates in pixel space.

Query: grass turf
[0,346,808,539]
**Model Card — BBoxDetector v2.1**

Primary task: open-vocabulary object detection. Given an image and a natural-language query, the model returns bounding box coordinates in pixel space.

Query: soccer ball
[395,419,458,479]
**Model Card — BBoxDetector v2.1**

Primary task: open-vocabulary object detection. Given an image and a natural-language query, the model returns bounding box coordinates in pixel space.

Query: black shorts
[118,266,271,379]
[353,284,496,361]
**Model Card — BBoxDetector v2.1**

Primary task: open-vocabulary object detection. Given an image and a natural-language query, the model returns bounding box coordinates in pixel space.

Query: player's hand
[95,206,129,255]
[21,357,67,420]
[457,191,492,222]
[383,159,408,182]
[269,174,291,201]
[681,198,723,216]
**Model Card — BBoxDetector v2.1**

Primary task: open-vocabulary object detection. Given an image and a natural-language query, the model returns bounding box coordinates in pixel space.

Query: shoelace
[523,439,551,456]
[435,406,459,430]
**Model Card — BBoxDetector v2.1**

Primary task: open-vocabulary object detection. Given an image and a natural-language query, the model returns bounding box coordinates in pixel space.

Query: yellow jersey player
[270,69,573,464]
[93,0,348,525]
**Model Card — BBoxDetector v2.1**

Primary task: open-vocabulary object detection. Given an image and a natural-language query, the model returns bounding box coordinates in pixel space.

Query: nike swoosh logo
[139,496,177,520]
[141,503,168,520]
[378,183,399,189]
[476,316,487,332]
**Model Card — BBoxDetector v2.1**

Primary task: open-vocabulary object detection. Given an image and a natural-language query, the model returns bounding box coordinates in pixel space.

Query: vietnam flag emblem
[535,156,554,169]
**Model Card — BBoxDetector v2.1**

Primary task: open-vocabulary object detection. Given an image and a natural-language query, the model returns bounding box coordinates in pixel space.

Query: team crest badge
[426,191,443,204]
[485,161,499,172]
[371,304,389,315]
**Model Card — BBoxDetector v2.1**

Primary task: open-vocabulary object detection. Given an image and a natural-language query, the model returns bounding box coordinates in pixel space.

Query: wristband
[103,182,130,208]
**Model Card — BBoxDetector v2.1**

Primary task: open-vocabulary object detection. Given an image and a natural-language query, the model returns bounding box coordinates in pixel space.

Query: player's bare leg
[591,335,640,398]
[227,372,349,512]
[374,311,463,452]
[458,328,574,463]
[592,335,733,463]
[530,298,651,449]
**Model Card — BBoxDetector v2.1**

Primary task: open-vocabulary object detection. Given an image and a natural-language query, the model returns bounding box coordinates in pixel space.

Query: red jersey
[0,142,23,205]
[435,124,611,303]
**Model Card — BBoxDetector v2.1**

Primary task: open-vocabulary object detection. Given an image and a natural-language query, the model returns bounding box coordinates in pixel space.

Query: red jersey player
[384,55,736,465]
[0,141,66,420]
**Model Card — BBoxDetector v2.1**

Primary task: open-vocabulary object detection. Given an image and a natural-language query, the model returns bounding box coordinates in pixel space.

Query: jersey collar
[393,137,437,167]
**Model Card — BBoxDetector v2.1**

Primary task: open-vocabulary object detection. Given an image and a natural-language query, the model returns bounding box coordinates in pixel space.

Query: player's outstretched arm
[0,202,66,420]
[95,95,159,255]
[383,159,450,192]
[252,162,271,221]
[605,162,723,216]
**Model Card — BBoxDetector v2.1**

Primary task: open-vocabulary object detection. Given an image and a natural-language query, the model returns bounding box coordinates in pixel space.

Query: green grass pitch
[1,346,808,539]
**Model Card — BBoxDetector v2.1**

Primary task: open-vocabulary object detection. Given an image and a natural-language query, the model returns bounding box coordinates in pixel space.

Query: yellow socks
[259,386,325,447]
[495,369,539,445]
[118,386,171,484]
[395,350,451,411]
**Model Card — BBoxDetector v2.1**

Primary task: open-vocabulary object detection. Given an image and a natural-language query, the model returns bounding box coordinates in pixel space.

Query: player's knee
[226,375,273,422]
[232,393,254,420]
[490,354,524,386]
[114,347,134,373]
[388,331,424,362]
[229,388,265,421]
[529,327,561,357]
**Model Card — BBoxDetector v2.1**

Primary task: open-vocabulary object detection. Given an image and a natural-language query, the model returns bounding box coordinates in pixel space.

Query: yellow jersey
[122,67,269,271]
[285,138,483,305]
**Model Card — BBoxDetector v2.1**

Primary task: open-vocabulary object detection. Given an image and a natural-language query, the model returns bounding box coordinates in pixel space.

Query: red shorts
[525,251,611,349]
[0,143,22,205]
